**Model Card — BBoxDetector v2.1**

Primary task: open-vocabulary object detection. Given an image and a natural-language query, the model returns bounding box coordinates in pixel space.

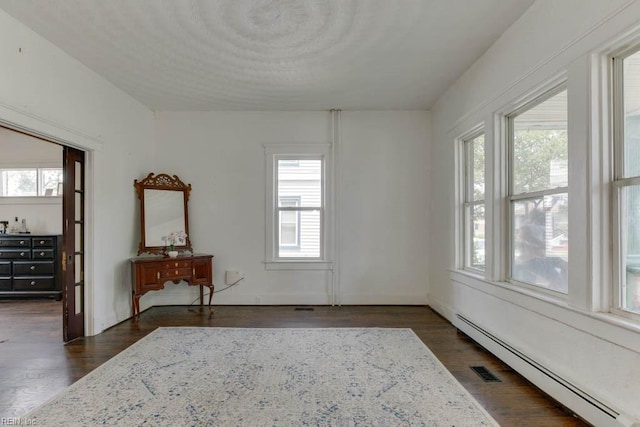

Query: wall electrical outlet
[225,270,243,285]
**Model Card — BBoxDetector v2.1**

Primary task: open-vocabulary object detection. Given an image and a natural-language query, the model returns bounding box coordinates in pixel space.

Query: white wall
[151,110,430,308]
[0,10,155,333]
[0,128,62,234]
[429,0,640,424]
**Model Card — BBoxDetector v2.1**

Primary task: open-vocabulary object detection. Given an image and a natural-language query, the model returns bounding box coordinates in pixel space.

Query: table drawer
[161,260,191,269]
[32,249,54,260]
[13,261,55,275]
[0,249,31,259]
[13,277,55,290]
[159,267,192,280]
[32,237,54,248]
[0,278,11,290]
[0,262,11,275]
[0,238,31,247]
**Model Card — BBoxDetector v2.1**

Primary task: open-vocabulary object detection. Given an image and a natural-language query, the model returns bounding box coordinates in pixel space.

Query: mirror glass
[144,189,186,247]
[134,173,192,255]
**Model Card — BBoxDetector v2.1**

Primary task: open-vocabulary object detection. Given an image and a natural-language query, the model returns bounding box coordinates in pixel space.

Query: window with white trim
[507,87,569,293]
[612,46,640,317]
[0,168,63,197]
[462,132,485,271]
[264,144,332,269]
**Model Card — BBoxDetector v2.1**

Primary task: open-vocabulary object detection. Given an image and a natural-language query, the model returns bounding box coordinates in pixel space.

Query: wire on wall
[187,277,244,311]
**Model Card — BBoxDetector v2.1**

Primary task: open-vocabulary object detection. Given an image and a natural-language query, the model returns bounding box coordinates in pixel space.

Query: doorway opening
[0,125,86,342]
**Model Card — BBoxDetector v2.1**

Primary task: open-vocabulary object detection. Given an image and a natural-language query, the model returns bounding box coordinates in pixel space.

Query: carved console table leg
[132,292,141,322]
[208,284,215,315]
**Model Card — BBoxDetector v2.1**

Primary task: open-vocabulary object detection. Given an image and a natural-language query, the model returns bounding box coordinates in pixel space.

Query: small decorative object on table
[162,230,187,258]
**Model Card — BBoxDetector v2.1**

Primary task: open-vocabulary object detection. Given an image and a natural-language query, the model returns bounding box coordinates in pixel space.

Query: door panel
[63,147,85,342]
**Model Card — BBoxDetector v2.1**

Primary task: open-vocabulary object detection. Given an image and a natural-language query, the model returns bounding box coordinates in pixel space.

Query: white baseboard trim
[425,295,456,322]
[454,313,639,427]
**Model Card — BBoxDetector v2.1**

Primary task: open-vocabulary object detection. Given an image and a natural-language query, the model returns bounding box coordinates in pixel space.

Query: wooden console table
[130,253,214,320]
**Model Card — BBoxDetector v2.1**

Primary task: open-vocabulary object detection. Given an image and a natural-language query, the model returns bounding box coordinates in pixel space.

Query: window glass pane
[75,192,83,221]
[1,170,37,196]
[471,135,485,201]
[620,185,640,314]
[40,168,63,196]
[74,161,82,191]
[278,210,320,258]
[279,210,298,246]
[75,283,83,315]
[278,159,322,208]
[623,51,640,178]
[471,204,485,271]
[512,194,568,292]
[512,90,568,194]
[280,224,297,245]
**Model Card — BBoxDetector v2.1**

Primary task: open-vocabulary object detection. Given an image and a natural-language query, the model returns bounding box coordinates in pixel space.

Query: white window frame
[460,129,486,273]
[610,44,640,321]
[506,83,569,295]
[0,167,63,197]
[264,144,333,270]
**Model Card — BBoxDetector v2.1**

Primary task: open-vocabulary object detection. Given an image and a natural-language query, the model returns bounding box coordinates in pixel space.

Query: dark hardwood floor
[0,300,589,426]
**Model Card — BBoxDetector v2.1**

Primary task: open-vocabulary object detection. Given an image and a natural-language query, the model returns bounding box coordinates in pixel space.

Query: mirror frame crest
[134,173,192,255]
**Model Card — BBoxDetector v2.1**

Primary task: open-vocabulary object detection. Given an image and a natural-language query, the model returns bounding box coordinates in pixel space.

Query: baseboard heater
[455,314,621,422]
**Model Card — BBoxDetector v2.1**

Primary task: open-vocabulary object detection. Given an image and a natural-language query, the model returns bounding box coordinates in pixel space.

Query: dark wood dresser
[0,234,62,299]
[130,253,214,320]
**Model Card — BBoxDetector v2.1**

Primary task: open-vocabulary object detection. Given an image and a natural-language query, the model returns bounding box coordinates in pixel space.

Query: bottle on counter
[9,217,20,234]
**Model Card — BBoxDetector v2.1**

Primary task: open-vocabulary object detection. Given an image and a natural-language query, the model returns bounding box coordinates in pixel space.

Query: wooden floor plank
[0,301,589,425]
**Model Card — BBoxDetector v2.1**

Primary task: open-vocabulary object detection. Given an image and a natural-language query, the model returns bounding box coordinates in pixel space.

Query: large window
[462,132,485,271]
[508,88,569,293]
[265,144,332,268]
[0,168,63,197]
[612,47,640,317]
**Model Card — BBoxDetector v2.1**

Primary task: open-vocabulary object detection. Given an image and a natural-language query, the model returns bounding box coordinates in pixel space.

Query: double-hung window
[265,144,332,269]
[462,132,485,271]
[507,87,569,293]
[612,47,640,317]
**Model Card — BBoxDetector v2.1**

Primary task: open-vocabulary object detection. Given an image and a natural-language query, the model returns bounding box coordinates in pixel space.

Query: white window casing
[264,143,333,271]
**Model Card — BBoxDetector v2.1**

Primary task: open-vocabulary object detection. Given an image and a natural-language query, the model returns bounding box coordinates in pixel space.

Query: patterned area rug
[25,328,498,426]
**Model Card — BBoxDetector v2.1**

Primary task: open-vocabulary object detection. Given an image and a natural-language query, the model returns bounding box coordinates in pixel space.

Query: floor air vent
[470,366,501,382]
[294,307,314,311]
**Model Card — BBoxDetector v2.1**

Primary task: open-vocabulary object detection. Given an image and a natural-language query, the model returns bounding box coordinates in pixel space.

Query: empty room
[0,1,639,426]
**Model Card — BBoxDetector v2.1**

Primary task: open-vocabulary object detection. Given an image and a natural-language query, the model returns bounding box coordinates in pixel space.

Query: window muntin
[0,168,63,197]
[613,48,640,316]
[508,88,569,293]
[275,159,323,259]
[463,133,485,271]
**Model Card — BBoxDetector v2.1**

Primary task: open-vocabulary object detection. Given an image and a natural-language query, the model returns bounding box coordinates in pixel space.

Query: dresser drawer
[13,277,55,290]
[0,237,31,247]
[161,260,191,269]
[13,261,55,276]
[0,249,31,259]
[0,262,11,275]
[0,278,11,290]
[32,237,54,248]
[159,267,192,280]
[32,249,55,260]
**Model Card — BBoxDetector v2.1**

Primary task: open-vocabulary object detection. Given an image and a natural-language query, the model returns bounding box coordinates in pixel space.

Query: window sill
[0,196,62,205]
[264,261,333,271]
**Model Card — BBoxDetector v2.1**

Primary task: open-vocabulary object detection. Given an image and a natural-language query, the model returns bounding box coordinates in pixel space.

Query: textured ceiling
[0,0,535,111]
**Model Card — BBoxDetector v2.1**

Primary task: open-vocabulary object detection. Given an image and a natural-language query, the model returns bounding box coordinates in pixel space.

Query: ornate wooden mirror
[134,173,192,255]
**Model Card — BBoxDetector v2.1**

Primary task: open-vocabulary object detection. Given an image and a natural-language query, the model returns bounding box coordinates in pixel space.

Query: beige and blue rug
[25,327,498,426]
